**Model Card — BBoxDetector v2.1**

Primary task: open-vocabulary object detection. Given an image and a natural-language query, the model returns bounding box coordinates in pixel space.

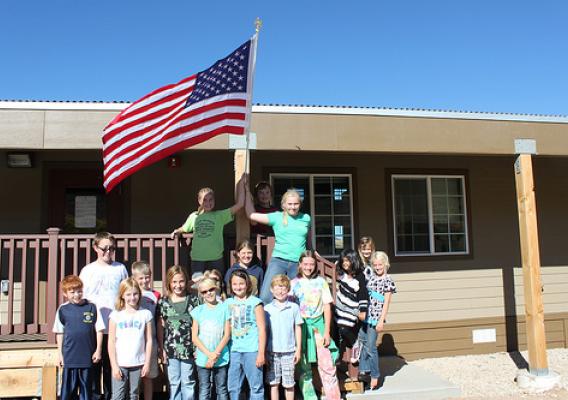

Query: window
[270,174,354,257]
[391,175,469,256]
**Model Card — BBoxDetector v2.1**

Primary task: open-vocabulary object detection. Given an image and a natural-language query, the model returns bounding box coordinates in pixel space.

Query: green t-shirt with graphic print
[190,208,233,261]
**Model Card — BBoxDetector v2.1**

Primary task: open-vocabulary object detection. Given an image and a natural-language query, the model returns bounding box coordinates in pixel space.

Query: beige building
[1,100,568,361]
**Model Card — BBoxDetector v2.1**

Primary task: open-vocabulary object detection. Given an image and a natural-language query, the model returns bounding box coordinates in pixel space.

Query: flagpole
[244,17,261,175]
[235,18,261,243]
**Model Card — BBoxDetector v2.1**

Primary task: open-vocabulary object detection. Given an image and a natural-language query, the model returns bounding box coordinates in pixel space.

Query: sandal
[370,378,379,390]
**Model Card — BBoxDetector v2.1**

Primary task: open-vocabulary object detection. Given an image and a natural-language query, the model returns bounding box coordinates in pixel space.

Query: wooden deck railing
[0,229,192,343]
[255,235,337,298]
[0,230,336,345]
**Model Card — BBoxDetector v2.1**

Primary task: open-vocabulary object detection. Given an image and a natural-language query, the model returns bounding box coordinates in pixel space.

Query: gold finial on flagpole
[255,17,262,33]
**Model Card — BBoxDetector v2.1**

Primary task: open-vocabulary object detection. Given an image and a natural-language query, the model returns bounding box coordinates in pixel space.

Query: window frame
[388,170,472,258]
[269,172,355,258]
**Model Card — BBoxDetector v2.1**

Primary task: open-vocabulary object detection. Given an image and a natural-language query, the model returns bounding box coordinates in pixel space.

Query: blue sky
[1,1,567,115]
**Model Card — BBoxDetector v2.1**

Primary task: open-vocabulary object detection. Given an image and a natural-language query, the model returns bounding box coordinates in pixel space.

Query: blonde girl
[171,187,211,236]
[224,240,264,296]
[358,236,376,282]
[358,251,396,390]
[204,269,226,300]
[157,266,200,400]
[226,269,266,400]
[290,251,339,395]
[191,278,231,400]
[245,188,311,304]
[108,278,153,400]
[172,179,245,276]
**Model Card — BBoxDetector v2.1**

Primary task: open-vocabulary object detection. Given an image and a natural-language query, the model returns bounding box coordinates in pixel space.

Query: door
[47,167,127,233]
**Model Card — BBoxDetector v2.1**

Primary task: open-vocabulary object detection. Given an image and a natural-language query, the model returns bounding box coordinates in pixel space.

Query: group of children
[54,176,395,400]
[54,230,395,400]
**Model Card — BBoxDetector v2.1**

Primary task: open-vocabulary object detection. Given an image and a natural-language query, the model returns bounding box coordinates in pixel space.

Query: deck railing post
[46,227,60,344]
[173,234,180,266]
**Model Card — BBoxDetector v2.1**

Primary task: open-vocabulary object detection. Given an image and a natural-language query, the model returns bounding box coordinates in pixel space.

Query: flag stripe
[103,96,245,162]
[103,82,194,143]
[103,100,187,157]
[104,110,247,178]
[104,96,247,168]
[107,75,196,123]
[104,123,245,191]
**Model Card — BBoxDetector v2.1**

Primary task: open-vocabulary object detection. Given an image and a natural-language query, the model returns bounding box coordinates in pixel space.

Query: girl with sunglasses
[191,278,231,400]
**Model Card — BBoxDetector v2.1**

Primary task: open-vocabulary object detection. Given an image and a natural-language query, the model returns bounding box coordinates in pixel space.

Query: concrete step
[346,356,461,400]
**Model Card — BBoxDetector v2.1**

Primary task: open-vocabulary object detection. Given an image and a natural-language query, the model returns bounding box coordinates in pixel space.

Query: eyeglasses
[200,287,216,295]
[97,246,116,253]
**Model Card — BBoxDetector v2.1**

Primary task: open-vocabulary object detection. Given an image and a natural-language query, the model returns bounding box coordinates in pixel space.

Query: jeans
[111,366,141,400]
[61,367,92,400]
[259,257,298,304]
[167,358,196,400]
[197,365,228,400]
[358,323,380,379]
[227,352,263,400]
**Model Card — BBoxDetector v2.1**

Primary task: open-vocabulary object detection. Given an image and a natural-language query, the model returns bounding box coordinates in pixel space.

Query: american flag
[102,37,256,192]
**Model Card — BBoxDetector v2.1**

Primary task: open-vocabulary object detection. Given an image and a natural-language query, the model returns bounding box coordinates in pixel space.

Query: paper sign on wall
[75,196,97,228]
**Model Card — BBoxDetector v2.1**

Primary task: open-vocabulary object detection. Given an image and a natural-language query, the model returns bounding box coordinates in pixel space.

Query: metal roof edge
[252,105,568,124]
[1,101,567,124]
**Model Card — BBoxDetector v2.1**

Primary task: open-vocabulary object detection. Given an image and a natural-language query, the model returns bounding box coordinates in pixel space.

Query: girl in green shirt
[172,179,245,277]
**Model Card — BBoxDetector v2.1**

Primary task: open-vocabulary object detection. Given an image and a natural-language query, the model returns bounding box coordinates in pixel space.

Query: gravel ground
[411,348,568,400]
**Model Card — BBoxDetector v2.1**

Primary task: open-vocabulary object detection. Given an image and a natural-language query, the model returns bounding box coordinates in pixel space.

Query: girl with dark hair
[250,181,279,237]
[224,240,264,296]
[334,249,368,384]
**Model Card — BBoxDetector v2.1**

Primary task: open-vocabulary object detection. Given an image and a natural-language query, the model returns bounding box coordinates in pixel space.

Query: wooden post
[514,153,548,376]
[46,228,60,344]
[234,149,250,243]
[41,365,58,400]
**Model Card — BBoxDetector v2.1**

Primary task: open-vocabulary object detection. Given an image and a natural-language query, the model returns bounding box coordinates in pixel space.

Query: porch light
[168,155,180,168]
[7,152,32,168]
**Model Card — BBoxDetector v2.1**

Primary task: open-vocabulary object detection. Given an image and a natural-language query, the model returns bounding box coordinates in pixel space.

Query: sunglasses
[200,287,217,295]
[96,246,116,253]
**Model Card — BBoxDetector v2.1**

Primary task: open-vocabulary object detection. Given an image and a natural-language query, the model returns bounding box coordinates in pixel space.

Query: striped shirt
[335,273,368,328]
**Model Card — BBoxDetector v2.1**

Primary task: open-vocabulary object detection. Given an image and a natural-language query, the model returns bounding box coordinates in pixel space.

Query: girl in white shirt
[108,278,153,400]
